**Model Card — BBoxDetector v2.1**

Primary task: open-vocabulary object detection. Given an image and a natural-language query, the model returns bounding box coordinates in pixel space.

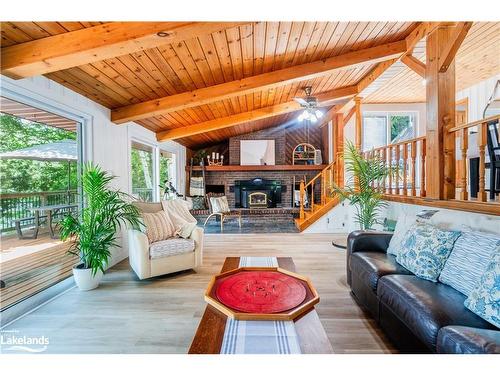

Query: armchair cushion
[209,195,230,213]
[142,210,176,243]
[149,238,195,260]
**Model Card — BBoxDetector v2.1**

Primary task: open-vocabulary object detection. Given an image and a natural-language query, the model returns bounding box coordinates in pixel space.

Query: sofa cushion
[437,326,500,354]
[396,222,461,282]
[350,252,412,292]
[439,231,500,297]
[464,250,500,329]
[377,275,495,352]
[149,238,195,260]
[387,214,416,256]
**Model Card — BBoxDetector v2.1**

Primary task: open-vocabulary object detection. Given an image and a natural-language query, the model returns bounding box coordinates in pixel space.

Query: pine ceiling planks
[1,21,498,149]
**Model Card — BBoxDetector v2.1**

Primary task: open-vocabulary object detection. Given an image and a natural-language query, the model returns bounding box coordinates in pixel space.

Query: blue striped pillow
[439,231,500,297]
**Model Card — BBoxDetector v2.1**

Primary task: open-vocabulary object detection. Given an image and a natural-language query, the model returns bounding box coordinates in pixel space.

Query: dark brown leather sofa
[347,230,500,354]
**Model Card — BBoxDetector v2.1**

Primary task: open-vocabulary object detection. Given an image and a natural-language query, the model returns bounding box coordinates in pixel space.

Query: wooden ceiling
[365,22,500,103]
[1,21,498,149]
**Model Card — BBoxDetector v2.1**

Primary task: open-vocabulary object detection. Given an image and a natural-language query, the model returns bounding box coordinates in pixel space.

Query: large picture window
[362,112,417,151]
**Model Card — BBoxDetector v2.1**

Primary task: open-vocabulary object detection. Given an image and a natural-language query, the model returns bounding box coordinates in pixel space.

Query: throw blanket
[220,256,302,354]
[161,199,198,238]
[190,176,205,197]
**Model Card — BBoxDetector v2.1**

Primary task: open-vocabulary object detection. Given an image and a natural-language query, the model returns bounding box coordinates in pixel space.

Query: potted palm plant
[60,163,143,291]
[332,141,394,230]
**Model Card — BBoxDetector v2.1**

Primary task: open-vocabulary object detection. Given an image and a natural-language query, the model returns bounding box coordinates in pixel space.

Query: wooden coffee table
[189,256,333,354]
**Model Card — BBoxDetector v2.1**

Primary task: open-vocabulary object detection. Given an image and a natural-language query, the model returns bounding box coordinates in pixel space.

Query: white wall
[1,75,186,266]
[306,75,500,233]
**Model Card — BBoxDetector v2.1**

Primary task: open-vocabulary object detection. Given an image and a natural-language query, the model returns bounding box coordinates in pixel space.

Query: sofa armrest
[346,230,393,287]
[437,326,500,354]
[190,226,204,267]
[128,229,151,279]
[347,230,393,254]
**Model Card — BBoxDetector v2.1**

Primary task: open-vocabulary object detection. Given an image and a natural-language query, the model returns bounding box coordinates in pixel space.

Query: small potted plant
[60,163,143,291]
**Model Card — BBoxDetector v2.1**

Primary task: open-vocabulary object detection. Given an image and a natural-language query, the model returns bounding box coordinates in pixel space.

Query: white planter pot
[73,265,103,291]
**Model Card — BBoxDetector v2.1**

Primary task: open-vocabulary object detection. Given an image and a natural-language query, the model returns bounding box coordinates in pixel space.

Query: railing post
[395,145,400,195]
[478,122,487,202]
[299,180,305,220]
[459,128,469,200]
[402,143,408,196]
[420,138,427,197]
[411,140,417,197]
[321,170,326,205]
[388,146,393,195]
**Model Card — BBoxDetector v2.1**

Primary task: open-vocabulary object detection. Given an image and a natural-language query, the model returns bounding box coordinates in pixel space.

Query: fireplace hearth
[234,178,282,208]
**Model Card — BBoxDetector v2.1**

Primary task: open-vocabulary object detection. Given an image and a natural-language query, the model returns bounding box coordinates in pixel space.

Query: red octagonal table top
[215,270,307,313]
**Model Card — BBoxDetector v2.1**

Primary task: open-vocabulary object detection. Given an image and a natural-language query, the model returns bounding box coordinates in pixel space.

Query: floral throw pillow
[396,222,461,282]
[464,250,500,329]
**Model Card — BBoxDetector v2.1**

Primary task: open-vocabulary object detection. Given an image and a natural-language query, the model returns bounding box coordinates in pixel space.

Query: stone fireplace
[234,178,283,208]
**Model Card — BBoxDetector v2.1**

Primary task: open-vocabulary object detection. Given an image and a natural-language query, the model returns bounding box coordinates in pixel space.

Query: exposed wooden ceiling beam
[405,22,441,52]
[156,85,358,141]
[113,40,407,124]
[401,54,426,77]
[336,58,399,114]
[344,106,356,125]
[439,22,473,72]
[1,22,245,79]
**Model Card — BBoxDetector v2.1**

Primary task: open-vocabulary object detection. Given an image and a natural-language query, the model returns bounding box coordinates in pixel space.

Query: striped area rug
[220,256,302,354]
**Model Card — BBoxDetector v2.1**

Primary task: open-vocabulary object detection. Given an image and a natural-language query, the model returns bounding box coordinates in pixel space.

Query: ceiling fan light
[310,114,318,123]
[315,110,323,118]
[302,110,310,120]
[298,113,305,121]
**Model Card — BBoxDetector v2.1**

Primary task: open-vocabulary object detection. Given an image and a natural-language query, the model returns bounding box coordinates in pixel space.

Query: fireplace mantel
[186,165,326,172]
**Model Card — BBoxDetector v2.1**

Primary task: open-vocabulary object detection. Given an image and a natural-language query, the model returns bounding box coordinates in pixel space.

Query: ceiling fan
[293,86,324,123]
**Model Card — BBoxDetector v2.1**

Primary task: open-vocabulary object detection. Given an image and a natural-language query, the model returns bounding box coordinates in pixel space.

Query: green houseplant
[60,163,143,291]
[332,141,394,230]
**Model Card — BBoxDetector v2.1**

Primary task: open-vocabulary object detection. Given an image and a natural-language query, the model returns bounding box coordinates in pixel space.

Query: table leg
[48,209,57,239]
[33,210,40,239]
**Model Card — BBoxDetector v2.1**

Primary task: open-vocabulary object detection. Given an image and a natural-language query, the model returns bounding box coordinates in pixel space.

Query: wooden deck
[0,231,77,310]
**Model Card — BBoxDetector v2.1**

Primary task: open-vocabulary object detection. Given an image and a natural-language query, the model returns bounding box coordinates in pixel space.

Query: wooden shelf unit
[186,165,327,172]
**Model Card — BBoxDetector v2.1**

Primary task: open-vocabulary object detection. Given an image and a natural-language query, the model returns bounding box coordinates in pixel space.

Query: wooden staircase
[294,161,342,231]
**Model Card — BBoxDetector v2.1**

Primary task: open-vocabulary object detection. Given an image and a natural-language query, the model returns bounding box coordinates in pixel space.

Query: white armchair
[128,202,204,280]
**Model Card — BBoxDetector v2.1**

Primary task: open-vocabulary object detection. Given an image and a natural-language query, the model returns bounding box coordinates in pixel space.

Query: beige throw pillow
[210,196,230,213]
[141,211,176,243]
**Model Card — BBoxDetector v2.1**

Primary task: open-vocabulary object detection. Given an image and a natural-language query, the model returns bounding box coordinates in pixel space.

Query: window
[362,112,417,151]
[159,150,177,199]
[131,141,154,202]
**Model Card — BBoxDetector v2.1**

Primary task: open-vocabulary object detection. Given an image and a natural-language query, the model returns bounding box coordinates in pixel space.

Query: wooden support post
[388,146,393,195]
[425,26,456,200]
[354,97,362,151]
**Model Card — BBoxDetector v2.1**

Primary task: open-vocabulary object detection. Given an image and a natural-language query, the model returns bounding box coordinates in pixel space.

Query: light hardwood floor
[2,233,395,354]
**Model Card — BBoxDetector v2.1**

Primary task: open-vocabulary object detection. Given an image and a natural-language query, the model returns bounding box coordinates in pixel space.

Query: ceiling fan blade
[293,97,308,106]
[318,98,349,107]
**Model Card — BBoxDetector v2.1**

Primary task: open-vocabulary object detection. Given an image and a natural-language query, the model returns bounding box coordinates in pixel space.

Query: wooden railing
[0,190,77,233]
[449,114,500,203]
[299,161,337,220]
[363,136,427,198]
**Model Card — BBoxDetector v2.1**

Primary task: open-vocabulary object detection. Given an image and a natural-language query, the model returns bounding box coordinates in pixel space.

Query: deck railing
[132,187,154,202]
[0,190,78,233]
[363,136,427,198]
